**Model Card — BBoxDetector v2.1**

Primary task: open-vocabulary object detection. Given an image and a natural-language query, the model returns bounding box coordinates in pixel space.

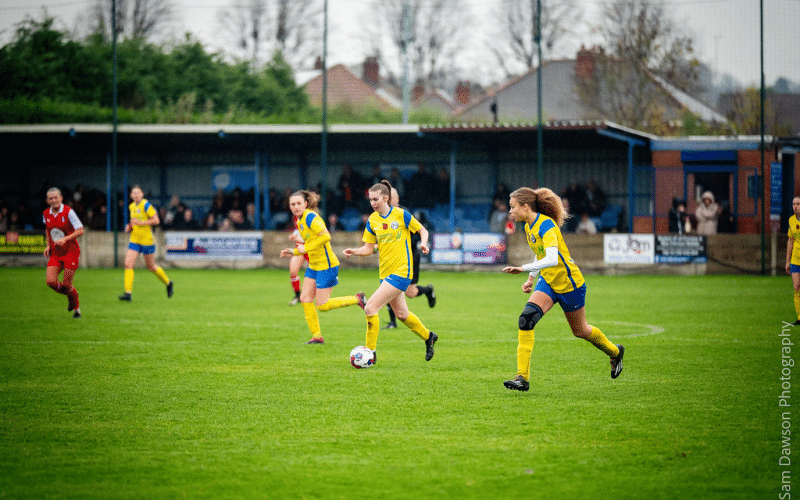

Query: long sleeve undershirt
[521,246,558,277]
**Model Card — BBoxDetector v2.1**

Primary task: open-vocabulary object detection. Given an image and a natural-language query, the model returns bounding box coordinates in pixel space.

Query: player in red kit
[43,187,85,318]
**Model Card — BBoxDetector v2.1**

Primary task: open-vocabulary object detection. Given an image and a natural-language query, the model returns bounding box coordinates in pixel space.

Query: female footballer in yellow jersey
[501,187,624,391]
[279,190,366,344]
[785,196,800,325]
[119,186,173,301]
[343,180,438,363]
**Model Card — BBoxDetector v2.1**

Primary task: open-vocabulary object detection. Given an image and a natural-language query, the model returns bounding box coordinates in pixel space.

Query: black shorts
[411,248,421,285]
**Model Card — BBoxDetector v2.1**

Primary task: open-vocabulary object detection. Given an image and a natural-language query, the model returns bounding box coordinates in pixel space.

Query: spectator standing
[435,167,451,204]
[492,182,511,205]
[695,191,720,236]
[338,164,366,210]
[668,198,690,234]
[389,168,405,199]
[489,199,509,233]
[164,195,183,228]
[173,208,200,230]
[584,181,607,217]
[561,182,588,217]
[575,213,598,234]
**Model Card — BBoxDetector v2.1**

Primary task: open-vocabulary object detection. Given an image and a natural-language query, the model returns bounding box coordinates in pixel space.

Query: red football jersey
[43,204,82,256]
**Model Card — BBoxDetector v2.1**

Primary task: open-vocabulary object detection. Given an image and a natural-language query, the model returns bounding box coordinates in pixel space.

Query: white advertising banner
[603,234,655,264]
[165,231,263,261]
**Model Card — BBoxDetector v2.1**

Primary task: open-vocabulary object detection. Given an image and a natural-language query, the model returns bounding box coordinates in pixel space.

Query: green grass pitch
[0,268,795,499]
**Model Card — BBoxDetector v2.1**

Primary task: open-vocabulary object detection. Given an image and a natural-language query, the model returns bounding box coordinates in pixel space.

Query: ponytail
[510,186,567,227]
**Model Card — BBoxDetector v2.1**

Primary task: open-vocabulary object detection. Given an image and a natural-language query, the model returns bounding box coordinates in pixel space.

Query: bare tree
[488,0,583,77]
[367,0,472,91]
[217,0,321,70]
[576,0,699,131]
[86,0,172,40]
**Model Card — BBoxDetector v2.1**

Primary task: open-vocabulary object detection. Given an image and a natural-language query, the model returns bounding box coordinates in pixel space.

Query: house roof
[413,89,456,112]
[452,55,727,127]
[649,74,728,123]
[301,64,399,111]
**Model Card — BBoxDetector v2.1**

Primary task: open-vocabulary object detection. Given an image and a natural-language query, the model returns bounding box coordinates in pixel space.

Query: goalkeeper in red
[501,186,624,391]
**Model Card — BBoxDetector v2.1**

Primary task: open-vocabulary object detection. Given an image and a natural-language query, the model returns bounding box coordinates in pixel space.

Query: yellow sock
[587,326,620,357]
[124,269,134,293]
[366,314,380,351]
[794,291,800,320]
[400,311,430,340]
[153,266,171,285]
[302,302,322,339]
[516,329,534,381]
[317,295,358,312]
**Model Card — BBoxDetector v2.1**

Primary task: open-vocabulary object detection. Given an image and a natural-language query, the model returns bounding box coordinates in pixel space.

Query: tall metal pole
[535,0,543,187]
[402,1,411,124]
[759,0,766,274]
[320,0,329,216]
[111,0,119,268]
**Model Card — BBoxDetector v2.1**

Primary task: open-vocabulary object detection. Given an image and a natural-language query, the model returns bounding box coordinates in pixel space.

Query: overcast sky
[0,0,798,88]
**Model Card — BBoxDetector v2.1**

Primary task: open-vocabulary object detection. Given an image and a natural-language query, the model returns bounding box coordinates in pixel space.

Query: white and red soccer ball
[349,346,374,369]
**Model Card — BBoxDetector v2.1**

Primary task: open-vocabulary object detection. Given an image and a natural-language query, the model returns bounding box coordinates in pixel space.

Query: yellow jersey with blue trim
[297,208,339,271]
[525,213,585,293]
[129,199,156,246]
[788,215,800,265]
[362,207,421,280]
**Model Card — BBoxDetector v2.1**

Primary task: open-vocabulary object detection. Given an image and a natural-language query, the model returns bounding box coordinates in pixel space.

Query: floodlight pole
[320,0,329,216]
[111,0,119,268]
[535,0,543,187]
[402,1,411,124]
[759,0,766,274]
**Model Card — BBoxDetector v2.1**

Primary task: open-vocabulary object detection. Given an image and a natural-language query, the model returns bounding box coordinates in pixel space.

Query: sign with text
[771,162,782,221]
[603,234,655,264]
[654,235,707,263]
[165,231,263,261]
[0,231,47,255]
[431,232,507,265]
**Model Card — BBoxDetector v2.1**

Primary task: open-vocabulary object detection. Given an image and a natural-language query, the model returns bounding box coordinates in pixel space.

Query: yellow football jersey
[524,213,584,293]
[362,207,421,280]
[297,208,339,271]
[129,199,156,246]
[788,215,800,266]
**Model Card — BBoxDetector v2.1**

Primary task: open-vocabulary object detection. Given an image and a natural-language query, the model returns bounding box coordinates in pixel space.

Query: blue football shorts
[534,276,587,312]
[382,274,412,292]
[128,242,155,255]
[305,266,339,289]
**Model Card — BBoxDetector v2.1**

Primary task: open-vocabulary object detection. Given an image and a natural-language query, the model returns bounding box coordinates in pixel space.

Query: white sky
[0,0,798,88]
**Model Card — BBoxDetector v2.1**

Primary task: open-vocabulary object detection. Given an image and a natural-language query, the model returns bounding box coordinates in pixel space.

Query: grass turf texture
[0,268,794,499]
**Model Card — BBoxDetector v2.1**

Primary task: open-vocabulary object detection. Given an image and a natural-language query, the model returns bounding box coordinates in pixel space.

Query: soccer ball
[349,346,375,369]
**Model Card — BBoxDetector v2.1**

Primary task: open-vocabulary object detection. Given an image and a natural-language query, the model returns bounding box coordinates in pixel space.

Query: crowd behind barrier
[1,166,734,237]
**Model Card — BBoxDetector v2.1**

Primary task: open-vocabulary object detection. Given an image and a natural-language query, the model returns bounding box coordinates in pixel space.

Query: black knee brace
[519,302,544,330]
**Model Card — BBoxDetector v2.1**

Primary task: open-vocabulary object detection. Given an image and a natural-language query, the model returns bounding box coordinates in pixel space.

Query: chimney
[455,81,471,106]
[413,84,425,101]
[363,56,379,87]
[314,56,323,70]
[575,45,595,79]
